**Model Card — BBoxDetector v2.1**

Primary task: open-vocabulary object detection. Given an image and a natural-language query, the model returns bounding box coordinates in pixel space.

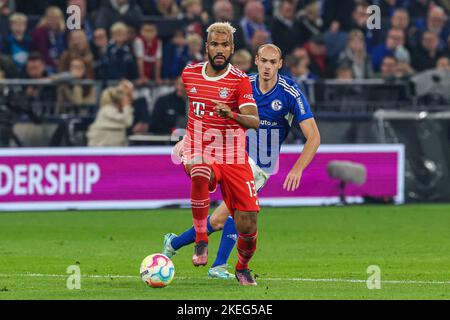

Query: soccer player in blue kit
[165,44,321,282]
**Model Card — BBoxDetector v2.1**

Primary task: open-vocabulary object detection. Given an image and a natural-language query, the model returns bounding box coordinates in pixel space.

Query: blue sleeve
[288,82,314,124]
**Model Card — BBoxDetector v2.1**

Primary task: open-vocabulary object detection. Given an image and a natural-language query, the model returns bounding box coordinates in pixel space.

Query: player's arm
[214,75,259,129]
[283,118,320,191]
[214,101,259,129]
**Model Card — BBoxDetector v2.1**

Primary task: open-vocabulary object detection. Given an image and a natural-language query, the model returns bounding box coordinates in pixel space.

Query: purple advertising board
[0,145,404,211]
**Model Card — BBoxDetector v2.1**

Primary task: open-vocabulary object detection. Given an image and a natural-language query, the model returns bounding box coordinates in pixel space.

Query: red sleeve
[236,76,257,111]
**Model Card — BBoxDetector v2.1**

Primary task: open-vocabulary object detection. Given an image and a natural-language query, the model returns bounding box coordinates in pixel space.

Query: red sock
[190,164,211,243]
[236,231,257,270]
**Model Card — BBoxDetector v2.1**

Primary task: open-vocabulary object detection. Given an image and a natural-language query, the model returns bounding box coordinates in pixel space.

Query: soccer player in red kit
[181,22,260,285]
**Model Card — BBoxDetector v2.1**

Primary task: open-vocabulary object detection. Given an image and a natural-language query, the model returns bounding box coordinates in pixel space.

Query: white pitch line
[0,273,449,285]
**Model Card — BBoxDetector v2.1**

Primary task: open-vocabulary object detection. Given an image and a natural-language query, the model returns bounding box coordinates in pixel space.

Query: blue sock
[171,215,215,250]
[212,216,237,268]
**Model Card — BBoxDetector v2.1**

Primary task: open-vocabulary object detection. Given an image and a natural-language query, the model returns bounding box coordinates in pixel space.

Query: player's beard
[208,53,231,71]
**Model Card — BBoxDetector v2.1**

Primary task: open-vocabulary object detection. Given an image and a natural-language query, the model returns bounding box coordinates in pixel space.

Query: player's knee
[238,224,257,235]
[210,214,226,230]
[235,212,257,234]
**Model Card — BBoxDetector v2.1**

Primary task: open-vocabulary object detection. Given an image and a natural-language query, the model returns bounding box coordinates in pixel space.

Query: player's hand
[213,100,232,118]
[283,166,303,192]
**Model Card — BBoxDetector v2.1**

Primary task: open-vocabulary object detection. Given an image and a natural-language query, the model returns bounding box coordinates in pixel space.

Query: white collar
[201,61,232,81]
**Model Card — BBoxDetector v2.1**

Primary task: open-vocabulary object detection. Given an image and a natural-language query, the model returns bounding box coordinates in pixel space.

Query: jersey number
[246,181,257,198]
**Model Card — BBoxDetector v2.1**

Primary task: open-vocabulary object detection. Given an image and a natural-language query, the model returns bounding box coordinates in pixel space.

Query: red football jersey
[182,61,257,164]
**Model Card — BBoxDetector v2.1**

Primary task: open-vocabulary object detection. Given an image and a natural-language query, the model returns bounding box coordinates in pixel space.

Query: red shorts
[185,162,260,216]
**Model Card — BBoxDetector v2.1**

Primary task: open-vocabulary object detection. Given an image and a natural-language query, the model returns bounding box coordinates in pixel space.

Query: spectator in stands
[338,29,373,79]
[186,33,203,64]
[322,0,357,32]
[378,55,398,79]
[395,60,416,80]
[378,0,406,19]
[323,20,348,67]
[285,52,318,83]
[22,52,47,79]
[22,52,57,108]
[152,0,180,18]
[150,76,186,134]
[0,0,13,37]
[335,65,354,80]
[59,30,94,79]
[391,9,412,41]
[86,85,133,146]
[31,6,67,74]
[91,28,108,61]
[436,55,450,71]
[297,0,323,46]
[119,79,150,135]
[378,54,414,80]
[349,2,369,32]
[250,29,271,56]
[271,0,300,57]
[0,53,18,78]
[371,8,413,50]
[67,0,95,42]
[95,0,143,33]
[231,49,252,73]
[303,35,328,78]
[371,28,410,72]
[240,0,272,47]
[415,6,450,49]
[412,31,443,71]
[435,0,450,15]
[133,22,162,85]
[1,13,31,73]
[211,0,246,50]
[162,29,189,80]
[0,0,13,15]
[97,22,138,81]
[57,58,97,114]
[179,0,209,38]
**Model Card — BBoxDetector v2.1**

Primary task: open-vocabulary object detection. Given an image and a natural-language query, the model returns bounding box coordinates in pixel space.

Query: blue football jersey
[246,73,314,173]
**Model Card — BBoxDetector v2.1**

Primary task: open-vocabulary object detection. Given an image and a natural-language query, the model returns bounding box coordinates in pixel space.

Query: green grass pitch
[0,204,449,300]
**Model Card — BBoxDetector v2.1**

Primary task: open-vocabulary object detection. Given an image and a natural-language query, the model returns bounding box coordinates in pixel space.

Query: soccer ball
[140,253,175,288]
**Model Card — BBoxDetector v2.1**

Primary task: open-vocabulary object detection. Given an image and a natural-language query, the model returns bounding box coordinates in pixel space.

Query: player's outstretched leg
[208,215,238,279]
[163,216,216,258]
[234,211,258,286]
[190,164,212,266]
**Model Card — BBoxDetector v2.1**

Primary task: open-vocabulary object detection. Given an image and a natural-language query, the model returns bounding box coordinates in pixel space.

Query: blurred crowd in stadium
[1,0,450,147]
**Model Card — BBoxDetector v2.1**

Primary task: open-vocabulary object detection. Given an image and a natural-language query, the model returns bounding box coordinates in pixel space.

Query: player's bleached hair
[257,43,283,59]
[206,22,236,45]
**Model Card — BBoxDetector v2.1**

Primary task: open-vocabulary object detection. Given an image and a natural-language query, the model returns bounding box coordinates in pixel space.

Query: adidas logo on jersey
[190,87,198,94]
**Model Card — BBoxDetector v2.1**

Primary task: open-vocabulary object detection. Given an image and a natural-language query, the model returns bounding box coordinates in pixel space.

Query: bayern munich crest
[219,88,229,99]
[271,99,283,111]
